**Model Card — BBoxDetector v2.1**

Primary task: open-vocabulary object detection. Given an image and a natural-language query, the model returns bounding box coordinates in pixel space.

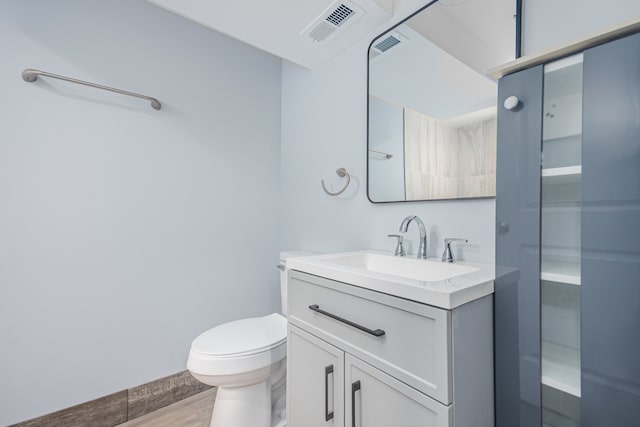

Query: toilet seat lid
[191,313,287,357]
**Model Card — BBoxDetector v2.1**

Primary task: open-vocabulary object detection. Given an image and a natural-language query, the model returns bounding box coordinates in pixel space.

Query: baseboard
[8,371,213,427]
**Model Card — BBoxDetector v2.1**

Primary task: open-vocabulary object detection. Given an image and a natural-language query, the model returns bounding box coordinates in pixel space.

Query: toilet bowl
[187,251,310,427]
[188,313,287,427]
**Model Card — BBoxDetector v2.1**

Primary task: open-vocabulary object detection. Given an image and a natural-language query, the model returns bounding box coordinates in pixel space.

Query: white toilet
[187,251,308,427]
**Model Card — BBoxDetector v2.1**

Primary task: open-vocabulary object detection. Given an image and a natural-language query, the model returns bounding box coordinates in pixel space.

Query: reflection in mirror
[368,0,516,202]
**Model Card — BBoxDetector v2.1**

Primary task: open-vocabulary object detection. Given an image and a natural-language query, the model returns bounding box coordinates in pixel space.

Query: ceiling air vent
[369,31,409,59]
[303,1,365,43]
[374,34,401,52]
[326,4,355,26]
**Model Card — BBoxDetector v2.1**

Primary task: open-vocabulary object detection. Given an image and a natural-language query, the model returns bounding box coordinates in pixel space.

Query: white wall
[523,0,640,55]
[0,1,281,425]
[280,37,496,264]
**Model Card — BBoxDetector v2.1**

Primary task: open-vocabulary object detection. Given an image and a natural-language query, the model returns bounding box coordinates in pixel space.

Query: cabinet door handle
[351,380,361,427]
[503,95,520,110]
[308,304,386,337]
[324,365,334,421]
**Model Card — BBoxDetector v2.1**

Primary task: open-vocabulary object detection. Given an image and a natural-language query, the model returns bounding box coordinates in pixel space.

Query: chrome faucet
[399,215,427,259]
[388,234,406,256]
[441,238,468,263]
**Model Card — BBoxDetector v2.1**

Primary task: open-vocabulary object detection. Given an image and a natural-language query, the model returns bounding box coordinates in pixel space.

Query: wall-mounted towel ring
[321,168,351,196]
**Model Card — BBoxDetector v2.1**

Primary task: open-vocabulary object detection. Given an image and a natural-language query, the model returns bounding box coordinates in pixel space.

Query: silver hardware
[276,264,285,271]
[369,148,393,159]
[321,167,351,196]
[387,234,405,256]
[22,69,161,110]
[309,304,385,337]
[399,215,427,259]
[441,238,468,263]
[503,95,520,111]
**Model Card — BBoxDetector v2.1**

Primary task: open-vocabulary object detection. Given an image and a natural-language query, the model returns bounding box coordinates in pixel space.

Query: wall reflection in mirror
[368,0,516,202]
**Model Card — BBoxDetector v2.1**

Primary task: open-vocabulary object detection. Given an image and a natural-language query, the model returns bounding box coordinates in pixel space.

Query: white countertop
[286,250,495,309]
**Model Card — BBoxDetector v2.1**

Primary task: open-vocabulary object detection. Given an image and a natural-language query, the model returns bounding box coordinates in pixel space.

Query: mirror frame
[366,0,523,204]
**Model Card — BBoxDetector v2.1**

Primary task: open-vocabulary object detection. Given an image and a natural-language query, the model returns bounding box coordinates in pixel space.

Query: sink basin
[286,250,494,309]
[320,252,479,282]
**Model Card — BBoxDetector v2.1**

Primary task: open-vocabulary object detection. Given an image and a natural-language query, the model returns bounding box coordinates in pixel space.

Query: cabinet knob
[497,221,510,235]
[503,96,520,110]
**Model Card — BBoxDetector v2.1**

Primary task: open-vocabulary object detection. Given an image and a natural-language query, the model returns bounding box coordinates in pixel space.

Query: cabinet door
[495,64,544,427]
[287,325,344,427]
[288,271,452,403]
[581,31,640,426]
[345,354,451,427]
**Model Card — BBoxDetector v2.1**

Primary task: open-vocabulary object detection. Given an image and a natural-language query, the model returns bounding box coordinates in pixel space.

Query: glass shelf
[541,259,580,285]
[543,133,581,143]
[542,341,581,397]
[542,166,581,185]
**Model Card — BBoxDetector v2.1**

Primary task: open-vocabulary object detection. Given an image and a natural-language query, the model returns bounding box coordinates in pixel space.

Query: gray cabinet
[495,31,640,427]
[287,326,344,427]
[286,270,493,427]
[345,354,450,427]
[287,324,451,427]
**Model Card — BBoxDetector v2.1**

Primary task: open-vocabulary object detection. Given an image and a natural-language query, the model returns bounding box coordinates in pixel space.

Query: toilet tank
[279,251,313,316]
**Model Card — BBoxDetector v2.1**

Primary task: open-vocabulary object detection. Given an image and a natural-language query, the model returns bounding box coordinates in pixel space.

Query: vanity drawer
[288,270,452,404]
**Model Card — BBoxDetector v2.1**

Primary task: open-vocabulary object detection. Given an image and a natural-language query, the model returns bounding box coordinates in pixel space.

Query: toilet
[187,251,308,427]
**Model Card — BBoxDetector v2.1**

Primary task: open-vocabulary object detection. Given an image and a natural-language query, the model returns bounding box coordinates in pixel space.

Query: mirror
[367,0,517,202]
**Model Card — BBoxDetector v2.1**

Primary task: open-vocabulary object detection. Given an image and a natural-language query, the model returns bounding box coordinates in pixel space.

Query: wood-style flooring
[117,389,216,427]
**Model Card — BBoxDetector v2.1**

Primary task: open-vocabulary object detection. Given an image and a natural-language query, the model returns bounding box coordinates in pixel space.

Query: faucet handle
[442,238,468,263]
[388,234,406,257]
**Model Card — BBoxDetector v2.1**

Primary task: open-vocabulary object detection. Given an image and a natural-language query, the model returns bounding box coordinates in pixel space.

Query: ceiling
[144,0,516,70]
[407,0,516,75]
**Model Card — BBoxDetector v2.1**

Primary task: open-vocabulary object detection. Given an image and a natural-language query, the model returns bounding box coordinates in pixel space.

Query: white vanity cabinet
[345,353,451,427]
[286,270,493,427]
[288,326,345,427]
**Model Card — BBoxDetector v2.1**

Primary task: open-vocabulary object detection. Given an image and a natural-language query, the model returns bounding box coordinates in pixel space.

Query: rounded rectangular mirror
[367,0,518,202]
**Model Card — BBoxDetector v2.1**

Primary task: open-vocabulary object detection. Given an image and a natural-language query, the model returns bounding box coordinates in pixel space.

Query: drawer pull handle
[308,304,386,337]
[351,380,361,427]
[324,365,334,421]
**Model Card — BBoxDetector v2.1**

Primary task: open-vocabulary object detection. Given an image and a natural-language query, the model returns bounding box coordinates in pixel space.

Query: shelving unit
[496,29,640,425]
[540,53,583,423]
